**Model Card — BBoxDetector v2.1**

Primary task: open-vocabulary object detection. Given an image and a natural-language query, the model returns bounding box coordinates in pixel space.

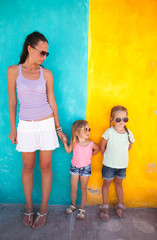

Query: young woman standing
[7,31,66,229]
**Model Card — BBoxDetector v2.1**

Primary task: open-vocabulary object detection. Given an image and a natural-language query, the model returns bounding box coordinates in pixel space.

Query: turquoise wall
[0,0,89,204]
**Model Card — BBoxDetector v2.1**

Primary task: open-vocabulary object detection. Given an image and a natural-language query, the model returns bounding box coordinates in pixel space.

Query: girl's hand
[8,130,17,144]
[92,143,100,155]
[57,131,67,142]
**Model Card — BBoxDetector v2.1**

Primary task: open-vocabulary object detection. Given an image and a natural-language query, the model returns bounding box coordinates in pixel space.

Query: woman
[7,31,66,229]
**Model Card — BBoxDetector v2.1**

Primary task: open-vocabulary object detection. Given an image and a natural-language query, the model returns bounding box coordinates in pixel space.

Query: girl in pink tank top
[63,120,99,220]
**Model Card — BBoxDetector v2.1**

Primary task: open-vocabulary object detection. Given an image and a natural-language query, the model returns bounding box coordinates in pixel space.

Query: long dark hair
[19,31,48,64]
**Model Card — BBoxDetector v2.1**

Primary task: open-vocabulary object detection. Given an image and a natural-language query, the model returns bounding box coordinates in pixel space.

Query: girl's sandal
[115,203,126,218]
[76,209,85,220]
[23,211,34,227]
[65,205,76,215]
[99,204,109,222]
[32,211,48,230]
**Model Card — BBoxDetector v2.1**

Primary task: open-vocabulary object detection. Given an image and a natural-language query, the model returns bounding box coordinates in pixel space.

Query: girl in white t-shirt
[99,105,135,221]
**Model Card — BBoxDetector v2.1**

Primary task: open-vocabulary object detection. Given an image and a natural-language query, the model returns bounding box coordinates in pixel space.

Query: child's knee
[115,178,123,187]
[103,180,112,188]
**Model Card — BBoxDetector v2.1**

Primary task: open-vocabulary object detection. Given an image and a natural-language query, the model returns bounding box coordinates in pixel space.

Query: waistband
[19,117,54,125]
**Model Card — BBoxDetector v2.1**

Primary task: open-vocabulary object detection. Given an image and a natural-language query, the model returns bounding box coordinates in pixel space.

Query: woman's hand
[57,131,67,142]
[9,129,17,144]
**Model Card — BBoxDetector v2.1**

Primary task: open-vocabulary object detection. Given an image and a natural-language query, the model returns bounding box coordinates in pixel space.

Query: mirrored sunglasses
[115,117,129,123]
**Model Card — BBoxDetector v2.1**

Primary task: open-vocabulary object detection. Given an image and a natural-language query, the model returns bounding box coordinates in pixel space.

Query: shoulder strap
[40,66,44,79]
[18,64,22,76]
[90,141,94,147]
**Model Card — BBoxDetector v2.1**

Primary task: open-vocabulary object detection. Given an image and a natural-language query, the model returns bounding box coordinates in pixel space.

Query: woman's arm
[100,138,108,156]
[44,69,66,141]
[7,65,18,144]
[92,142,99,155]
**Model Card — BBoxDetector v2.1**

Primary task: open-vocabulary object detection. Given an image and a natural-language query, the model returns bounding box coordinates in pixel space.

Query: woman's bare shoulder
[42,68,53,84]
[7,65,19,74]
[42,68,53,77]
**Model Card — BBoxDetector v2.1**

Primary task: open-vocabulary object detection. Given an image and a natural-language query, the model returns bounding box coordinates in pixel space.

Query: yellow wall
[87,0,157,207]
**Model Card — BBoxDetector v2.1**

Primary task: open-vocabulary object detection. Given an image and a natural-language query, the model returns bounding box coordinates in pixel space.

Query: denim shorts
[70,164,91,176]
[102,165,126,180]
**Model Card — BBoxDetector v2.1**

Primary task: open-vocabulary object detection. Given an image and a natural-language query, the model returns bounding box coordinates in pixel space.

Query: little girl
[63,120,99,220]
[100,105,135,221]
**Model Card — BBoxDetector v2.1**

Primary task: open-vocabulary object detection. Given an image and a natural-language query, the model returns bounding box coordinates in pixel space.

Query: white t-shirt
[102,127,135,169]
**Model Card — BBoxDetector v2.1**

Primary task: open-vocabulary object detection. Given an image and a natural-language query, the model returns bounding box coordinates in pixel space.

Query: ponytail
[124,125,132,143]
[19,31,48,64]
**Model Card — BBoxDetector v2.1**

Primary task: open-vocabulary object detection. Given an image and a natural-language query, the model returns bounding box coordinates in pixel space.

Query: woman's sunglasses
[32,46,49,57]
[80,127,91,132]
[115,117,129,123]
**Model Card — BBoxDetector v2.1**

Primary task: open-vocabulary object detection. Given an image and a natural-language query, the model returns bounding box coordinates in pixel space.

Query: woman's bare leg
[22,152,35,226]
[32,150,52,229]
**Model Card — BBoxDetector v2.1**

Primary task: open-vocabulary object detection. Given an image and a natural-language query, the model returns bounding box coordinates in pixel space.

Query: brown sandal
[116,203,126,218]
[23,211,34,227]
[99,204,109,222]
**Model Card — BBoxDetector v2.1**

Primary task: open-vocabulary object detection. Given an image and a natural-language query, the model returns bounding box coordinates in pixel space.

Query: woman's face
[29,40,49,65]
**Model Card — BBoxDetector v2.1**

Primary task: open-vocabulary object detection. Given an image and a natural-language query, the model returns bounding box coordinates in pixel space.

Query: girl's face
[28,40,49,65]
[77,123,91,140]
[111,110,128,128]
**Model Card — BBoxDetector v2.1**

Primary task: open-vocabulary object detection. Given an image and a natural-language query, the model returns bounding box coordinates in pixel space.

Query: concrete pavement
[0,204,157,240]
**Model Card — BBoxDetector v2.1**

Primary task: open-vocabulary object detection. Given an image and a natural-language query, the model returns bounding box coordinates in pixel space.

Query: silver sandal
[76,209,85,220]
[65,205,76,215]
[23,211,34,227]
[32,211,48,230]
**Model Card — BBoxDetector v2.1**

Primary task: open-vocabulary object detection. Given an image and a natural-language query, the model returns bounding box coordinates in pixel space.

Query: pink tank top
[16,64,53,120]
[71,141,94,168]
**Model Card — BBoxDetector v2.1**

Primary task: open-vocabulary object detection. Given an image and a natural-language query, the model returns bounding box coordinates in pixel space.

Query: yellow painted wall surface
[87,0,157,207]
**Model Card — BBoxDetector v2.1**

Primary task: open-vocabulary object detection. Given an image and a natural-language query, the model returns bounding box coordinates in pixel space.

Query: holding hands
[57,131,67,143]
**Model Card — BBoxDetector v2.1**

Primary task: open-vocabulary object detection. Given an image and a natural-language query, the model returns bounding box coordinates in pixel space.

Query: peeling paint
[88,188,99,194]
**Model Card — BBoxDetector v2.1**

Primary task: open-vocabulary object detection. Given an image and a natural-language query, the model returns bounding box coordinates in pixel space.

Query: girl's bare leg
[114,177,123,204]
[71,174,79,207]
[102,180,112,204]
[80,176,89,210]
[101,180,112,218]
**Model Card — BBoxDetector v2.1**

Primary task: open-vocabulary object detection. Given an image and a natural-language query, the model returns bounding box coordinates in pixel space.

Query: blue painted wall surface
[0,0,89,204]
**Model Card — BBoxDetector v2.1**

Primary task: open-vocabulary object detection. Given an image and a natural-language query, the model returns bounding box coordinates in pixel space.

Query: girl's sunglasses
[80,127,91,132]
[115,117,129,123]
[32,46,49,57]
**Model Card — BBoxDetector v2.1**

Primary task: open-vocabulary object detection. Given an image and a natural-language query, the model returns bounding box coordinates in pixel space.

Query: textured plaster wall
[86,0,157,207]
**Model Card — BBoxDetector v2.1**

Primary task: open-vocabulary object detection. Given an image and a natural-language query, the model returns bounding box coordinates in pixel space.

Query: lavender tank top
[16,64,53,120]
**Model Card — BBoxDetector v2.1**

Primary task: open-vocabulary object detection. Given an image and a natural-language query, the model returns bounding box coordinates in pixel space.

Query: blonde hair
[70,120,88,146]
[110,105,132,143]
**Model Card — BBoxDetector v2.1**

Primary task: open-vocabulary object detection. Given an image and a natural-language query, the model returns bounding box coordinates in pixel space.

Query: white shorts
[16,117,59,152]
